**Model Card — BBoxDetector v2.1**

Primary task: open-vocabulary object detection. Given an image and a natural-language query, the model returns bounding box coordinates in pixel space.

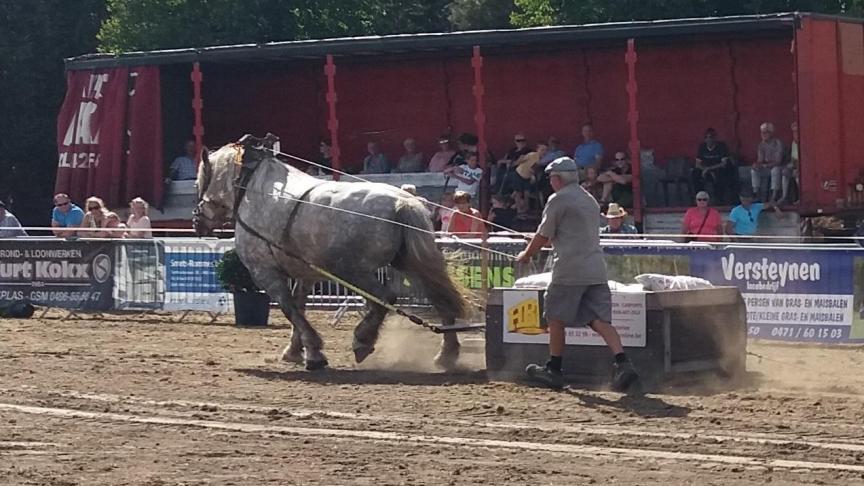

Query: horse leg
[434,317,461,371]
[280,279,310,364]
[349,274,395,364]
[261,274,327,370]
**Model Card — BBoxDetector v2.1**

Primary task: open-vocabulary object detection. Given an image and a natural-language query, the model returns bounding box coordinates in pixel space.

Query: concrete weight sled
[485,286,747,392]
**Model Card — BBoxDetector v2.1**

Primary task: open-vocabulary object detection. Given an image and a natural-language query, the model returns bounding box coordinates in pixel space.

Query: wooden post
[325,54,341,181]
[191,62,204,164]
[472,46,488,215]
[625,39,642,226]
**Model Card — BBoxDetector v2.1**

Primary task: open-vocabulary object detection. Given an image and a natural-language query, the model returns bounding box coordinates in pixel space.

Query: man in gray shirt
[516,157,639,391]
[752,122,785,203]
[0,201,26,238]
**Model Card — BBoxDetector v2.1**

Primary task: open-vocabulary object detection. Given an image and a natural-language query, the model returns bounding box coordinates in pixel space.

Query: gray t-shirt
[537,183,608,285]
[757,138,784,165]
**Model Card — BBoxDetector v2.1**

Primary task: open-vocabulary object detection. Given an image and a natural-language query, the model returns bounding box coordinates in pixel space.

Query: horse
[192,134,468,371]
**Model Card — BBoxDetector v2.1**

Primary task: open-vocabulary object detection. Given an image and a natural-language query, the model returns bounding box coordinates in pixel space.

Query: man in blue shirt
[725,189,780,239]
[51,193,85,237]
[573,123,604,169]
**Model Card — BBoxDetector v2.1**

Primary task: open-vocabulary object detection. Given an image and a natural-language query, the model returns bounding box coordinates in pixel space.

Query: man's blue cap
[545,156,579,173]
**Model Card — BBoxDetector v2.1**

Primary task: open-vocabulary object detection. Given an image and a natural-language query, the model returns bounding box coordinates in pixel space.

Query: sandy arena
[2,309,864,485]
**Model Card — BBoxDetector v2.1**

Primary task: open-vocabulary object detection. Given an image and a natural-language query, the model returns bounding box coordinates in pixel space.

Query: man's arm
[516,233,550,263]
[724,220,735,236]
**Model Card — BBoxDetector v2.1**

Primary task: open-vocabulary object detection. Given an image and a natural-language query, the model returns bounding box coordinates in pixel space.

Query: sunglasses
[696,198,708,201]
[514,139,526,143]
[55,202,69,207]
[88,206,100,210]
[615,157,627,161]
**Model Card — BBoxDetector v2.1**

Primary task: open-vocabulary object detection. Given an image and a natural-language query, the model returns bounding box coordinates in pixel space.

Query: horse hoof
[353,345,375,364]
[305,359,329,371]
[433,351,459,371]
[280,349,304,364]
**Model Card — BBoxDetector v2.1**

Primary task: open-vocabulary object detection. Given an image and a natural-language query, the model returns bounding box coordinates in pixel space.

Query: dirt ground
[2,309,864,485]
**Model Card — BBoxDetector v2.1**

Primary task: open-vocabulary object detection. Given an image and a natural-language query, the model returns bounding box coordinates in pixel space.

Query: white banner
[502,288,647,347]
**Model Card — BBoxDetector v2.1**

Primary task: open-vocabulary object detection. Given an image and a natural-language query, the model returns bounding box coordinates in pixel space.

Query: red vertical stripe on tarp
[125,67,164,206]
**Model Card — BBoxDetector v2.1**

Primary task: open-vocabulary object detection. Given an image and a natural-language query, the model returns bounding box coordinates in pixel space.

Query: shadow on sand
[234,367,489,386]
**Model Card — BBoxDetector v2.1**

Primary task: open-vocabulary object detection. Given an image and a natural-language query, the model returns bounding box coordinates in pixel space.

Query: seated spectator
[600,203,638,235]
[51,193,85,237]
[445,191,485,237]
[725,189,781,240]
[434,192,456,231]
[400,184,434,213]
[598,151,633,207]
[444,152,483,204]
[752,122,785,203]
[573,123,604,169]
[510,142,547,214]
[539,136,565,167]
[168,140,198,181]
[80,196,109,238]
[318,139,333,174]
[362,141,391,174]
[427,135,456,173]
[394,138,424,173]
[680,191,723,242]
[0,201,26,238]
[127,197,152,238]
[492,133,531,194]
[488,194,517,231]
[692,128,736,204]
[781,121,799,204]
[103,212,127,238]
[580,167,603,202]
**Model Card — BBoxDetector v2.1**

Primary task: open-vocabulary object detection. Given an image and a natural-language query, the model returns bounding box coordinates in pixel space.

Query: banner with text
[163,239,234,312]
[0,239,114,310]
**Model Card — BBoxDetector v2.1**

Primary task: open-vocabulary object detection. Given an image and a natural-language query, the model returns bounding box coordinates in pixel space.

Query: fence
[3,236,864,344]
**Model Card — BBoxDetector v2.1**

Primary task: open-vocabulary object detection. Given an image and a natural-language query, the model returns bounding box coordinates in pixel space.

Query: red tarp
[55,67,163,208]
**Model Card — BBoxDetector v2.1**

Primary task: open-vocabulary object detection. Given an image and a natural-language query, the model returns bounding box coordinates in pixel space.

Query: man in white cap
[516,157,639,391]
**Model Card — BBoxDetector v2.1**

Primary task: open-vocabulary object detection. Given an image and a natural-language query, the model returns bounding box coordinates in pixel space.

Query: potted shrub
[215,249,270,327]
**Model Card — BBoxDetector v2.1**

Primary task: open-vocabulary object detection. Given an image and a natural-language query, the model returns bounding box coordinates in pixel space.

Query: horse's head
[192,134,280,237]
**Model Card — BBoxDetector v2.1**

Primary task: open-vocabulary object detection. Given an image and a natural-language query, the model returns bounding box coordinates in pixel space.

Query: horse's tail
[393,199,468,320]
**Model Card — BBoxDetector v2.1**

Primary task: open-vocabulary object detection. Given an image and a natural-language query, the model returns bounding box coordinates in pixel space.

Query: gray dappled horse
[192,134,467,371]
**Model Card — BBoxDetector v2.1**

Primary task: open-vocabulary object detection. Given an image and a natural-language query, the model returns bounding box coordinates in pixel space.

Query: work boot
[611,360,640,393]
[525,363,564,390]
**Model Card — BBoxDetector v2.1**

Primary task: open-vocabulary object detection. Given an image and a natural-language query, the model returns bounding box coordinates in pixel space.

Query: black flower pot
[233,292,270,327]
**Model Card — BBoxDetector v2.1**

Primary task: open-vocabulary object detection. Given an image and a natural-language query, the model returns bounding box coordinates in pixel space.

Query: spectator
[80,196,109,238]
[493,133,531,194]
[752,122,785,203]
[444,152,483,203]
[725,189,781,239]
[127,197,152,239]
[394,138,425,173]
[781,121,800,204]
[445,191,485,237]
[580,167,604,202]
[488,194,517,231]
[0,201,26,237]
[573,123,604,169]
[103,212,127,238]
[168,140,198,181]
[600,203,638,235]
[434,192,456,232]
[400,184,434,214]
[598,151,633,208]
[362,141,391,174]
[680,191,723,242]
[307,139,333,176]
[51,193,85,238]
[427,135,456,173]
[539,136,565,167]
[692,128,736,204]
[511,142,547,214]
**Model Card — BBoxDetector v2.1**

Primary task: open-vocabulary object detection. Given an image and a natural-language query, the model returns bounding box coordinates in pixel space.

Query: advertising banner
[0,239,114,310]
[114,240,164,310]
[163,239,233,312]
[501,288,647,347]
[692,248,854,342]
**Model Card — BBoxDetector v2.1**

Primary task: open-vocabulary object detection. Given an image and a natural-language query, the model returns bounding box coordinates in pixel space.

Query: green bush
[214,249,260,293]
